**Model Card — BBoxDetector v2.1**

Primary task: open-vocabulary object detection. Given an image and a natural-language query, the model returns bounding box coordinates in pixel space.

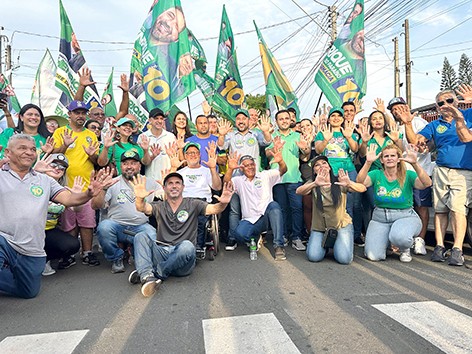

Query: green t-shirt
[267,130,302,183]
[102,142,144,174]
[359,134,403,171]
[0,128,47,158]
[368,169,417,209]
[314,131,357,175]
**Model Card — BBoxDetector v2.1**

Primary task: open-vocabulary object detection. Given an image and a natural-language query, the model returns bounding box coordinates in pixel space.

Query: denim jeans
[197,215,210,248]
[306,224,354,264]
[134,232,196,280]
[0,236,46,299]
[347,170,363,239]
[97,219,156,262]
[273,182,304,241]
[233,201,285,247]
[228,193,241,242]
[364,207,421,261]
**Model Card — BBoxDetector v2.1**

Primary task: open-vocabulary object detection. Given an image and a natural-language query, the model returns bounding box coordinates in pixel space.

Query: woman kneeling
[296,156,366,264]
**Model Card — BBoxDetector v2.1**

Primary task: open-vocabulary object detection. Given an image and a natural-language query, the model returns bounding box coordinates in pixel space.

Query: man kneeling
[129,172,233,297]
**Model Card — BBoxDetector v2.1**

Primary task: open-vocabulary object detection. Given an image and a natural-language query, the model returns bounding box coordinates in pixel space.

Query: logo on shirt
[86,136,93,144]
[254,179,262,188]
[436,125,447,134]
[188,174,199,183]
[30,185,44,197]
[177,210,189,223]
[234,139,244,149]
[247,137,256,146]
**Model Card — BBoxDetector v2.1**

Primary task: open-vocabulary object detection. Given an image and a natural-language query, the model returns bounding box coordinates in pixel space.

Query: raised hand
[88,168,116,197]
[62,129,77,148]
[320,124,333,142]
[217,119,233,136]
[341,120,355,139]
[118,73,129,92]
[83,140,100,157]
[138,134,150,151]
[296,134,309,151]
[40,136,55,154]
[257,114,272,133]
[354,98,364,114]
[202,141,217,169]
[103,129,118,149]
[33,153,54,174]
[214,181,234,204]
[166,142,184,170]
[149,143,162,161]
[456,84,472,103]
[395,104,414,124]
[365,144,381,163]
[227,151,241,171]
[439,104,465,120]
[176,133,186,149]
[334,168,351,187]
[399,143,419,165]
[373,98,386,113]
[314,168,331,187]
[130,175,154,199]
[356,124,373,142]
[385,122,400,142]
[273,136,285,152]
[201,101,211,115]
[72,176,86,193]
[78,67,96,87]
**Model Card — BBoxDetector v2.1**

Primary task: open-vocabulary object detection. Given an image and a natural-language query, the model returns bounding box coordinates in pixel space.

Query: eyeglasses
[88,125,102,130]
[50,162,66,170]
[437,98,454,107]
[184,151,200,156]
[91,113,105,117]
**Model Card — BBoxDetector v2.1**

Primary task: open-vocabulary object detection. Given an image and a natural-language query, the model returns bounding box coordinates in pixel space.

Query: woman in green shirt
[357,144,432,263]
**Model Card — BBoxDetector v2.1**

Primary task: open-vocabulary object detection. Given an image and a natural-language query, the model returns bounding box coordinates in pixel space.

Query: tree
[245,93,266,112]
[458,53,472,86]
[440,57,459,90]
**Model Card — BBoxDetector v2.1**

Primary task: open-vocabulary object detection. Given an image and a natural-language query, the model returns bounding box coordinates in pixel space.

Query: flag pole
[186,97,193,122]
[273,96,280,111]
[314,92,323,116]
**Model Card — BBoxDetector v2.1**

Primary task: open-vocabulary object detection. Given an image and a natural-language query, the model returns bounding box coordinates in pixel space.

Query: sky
[1,0,472,120]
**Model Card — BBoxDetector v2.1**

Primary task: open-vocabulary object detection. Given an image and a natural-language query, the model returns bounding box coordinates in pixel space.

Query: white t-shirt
[179,166,213,202]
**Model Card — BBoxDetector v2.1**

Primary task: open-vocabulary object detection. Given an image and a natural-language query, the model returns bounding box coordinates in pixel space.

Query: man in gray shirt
[0,134,111,298]
[92,151,158,274]
[128,172,234,297]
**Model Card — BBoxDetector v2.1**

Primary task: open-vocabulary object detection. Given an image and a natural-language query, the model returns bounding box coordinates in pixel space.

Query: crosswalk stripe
[202,313,300,354]
[448,299,472,313]
[0,330,89,354]
[372,301,472,354]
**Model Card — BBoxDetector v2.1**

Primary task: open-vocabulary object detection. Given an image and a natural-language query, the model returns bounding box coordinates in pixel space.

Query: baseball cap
[149,107,165,118]
[311,155,329,166]
[120,150,141,163]
[235,109,249,118]
[328,107,344,117]
[163,172,184,185]
[183,142,200,153]
[50,153,69,168]
[387,97,407,110]
[239,155,254,164]
[116,117,136,128]
[67,100,88,112]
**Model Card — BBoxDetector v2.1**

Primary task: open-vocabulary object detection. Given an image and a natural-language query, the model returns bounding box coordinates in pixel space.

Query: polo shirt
[268,130,302,183]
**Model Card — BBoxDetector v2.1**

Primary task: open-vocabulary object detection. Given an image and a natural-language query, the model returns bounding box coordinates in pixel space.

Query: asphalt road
[1,240,471,354]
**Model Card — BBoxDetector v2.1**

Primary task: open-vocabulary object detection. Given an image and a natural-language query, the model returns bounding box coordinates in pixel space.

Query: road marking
[0,330,88,354]
[448,299,472,312]
[202,313,300,354]
[372,301,472,354]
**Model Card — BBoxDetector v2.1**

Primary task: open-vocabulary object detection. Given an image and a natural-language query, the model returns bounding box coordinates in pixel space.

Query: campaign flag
[31,49,69,118]
[129,0,196,114]
[213,5,245,121]
[0,74,21,129]
[255,21,300,117]
[55,0,101,109]
[314,0,366,106]
[101,68,118,117]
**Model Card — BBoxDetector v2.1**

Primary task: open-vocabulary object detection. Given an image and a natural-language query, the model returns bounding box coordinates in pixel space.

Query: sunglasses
[50,162,66,170]
[88,125,102,130]
[437,98,454,107]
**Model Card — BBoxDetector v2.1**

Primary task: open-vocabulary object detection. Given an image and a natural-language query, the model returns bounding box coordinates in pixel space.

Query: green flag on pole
[314,0,366,107]
[254,21,300,116]
[129,0,196,114]
[101,68,118,117]
[0,74,21,114]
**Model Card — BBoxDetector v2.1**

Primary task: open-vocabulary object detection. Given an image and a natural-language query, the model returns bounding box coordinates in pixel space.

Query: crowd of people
[1,71,471,299]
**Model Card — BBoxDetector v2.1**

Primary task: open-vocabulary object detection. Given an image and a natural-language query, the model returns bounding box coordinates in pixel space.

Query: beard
[122,170,138,180]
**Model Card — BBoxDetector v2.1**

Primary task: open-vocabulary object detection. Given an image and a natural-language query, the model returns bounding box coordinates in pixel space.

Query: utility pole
[393,37,400,97]
[5,44,11,83]
[0,26,4,75]
[403,19,412,106]
[329,6,337,42]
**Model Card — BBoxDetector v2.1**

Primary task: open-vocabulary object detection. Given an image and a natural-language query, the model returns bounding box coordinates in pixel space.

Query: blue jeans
[234,201,285,247]
[228,194,241,242]
[365,207,421,261]
[347,170,363,239]
[273,182,304,241]
[0,236,46,299]
[134,232,196,280]
[197,215,210,248]
[97,219,156,262]
[306,224,354,264]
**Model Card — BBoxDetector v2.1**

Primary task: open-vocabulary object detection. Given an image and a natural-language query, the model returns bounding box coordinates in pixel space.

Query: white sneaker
[42,261,56,276]
[399,249,412,263]
[412,237,427,255]
[291,239,306,251]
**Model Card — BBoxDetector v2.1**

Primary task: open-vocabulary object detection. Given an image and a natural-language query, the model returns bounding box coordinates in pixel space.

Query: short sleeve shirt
[151,198,207,245]
[0,128,47,159]
[368,169,417,209]
[102,143,144,175]
[138,129,176,182]
[267,130,302,183]
[179,166,213,202]
[315,131,357,175]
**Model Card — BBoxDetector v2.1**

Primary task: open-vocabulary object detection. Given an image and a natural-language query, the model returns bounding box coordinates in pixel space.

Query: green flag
[254,21,300,116]
[315,0,366,106]
[130,0,196,114]
[101,68,118,117]
[213,5,245,121]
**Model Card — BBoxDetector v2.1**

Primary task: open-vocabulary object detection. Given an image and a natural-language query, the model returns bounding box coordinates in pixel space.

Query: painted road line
[373,301,472,354]
[202,313,300,354]
[448,299,472,313]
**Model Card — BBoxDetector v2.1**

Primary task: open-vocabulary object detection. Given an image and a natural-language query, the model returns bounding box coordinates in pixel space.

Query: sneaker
[82,252,100,266]
[283,237,289,247]
[256,235,263,251]
[111,258,125,273]
[274,247,286,261]
[128,270,141,284]
[354,236,365,247]
[412,237,427,255]
[291,239,306,251]
[225,239,238,251]
[399,249,412,263]
[141,277,162,298]
[42,261,56,276]
[196,246,206,260]
[58,256,76,269]
[448,247,464,266]
[431,245,447,262]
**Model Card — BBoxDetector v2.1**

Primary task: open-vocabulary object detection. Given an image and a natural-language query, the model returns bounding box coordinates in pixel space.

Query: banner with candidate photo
[101,68,118,117]
[315,0,366,107]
